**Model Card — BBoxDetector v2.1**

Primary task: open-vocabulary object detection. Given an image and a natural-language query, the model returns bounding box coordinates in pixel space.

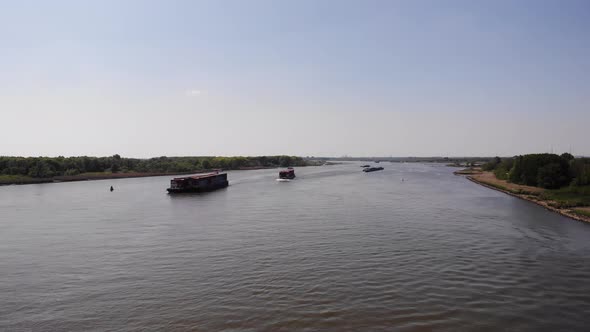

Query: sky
[1,0,589,158]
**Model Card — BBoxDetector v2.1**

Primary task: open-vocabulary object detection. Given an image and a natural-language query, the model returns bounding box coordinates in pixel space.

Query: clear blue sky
[1,0,589,157]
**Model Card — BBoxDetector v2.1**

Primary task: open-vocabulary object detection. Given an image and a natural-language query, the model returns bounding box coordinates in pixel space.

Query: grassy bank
[452,168,482,175]
[0,172,186,186]
[541,186,590,208]
[0,175,52,185]
[573,208,590,218]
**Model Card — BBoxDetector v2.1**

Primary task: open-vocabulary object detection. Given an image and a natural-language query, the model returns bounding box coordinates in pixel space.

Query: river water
[1,162,590,331]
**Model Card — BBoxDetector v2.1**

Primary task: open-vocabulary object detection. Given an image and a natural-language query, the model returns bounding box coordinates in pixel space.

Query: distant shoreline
[0,166,280,187]
[0,172,196,186]
[456,169,590,224]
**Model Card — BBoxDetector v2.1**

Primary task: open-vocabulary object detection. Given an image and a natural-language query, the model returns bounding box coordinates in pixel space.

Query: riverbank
[0,166,290,186]
[0,172,195,186]
[455,169,590,224]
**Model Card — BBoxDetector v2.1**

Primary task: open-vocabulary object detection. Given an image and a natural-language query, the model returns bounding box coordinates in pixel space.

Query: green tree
[570,158,590,186]
[509,154,570,187]
[493,159,513,180]
[482,156,501,171]
[110,163,120,173]
[28,160,52,178]
[279,156,292,167]
[537,163,570,189]
[201,159,211,169]
[509,156,523,183]
[560,152,574,161]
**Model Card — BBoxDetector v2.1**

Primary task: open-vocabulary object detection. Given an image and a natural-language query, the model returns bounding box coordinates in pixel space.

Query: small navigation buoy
[110,186,114,192]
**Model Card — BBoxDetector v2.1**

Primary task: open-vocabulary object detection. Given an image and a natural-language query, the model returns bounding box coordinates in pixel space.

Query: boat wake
[276,178,291,182]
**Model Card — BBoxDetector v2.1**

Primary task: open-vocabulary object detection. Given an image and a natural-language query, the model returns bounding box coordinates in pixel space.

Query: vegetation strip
[0,155,316,186]
[466,175,590,224]
[456,152,590,224]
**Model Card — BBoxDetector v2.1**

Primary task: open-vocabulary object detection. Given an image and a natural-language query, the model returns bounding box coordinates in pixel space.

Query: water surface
[2,163,590,331]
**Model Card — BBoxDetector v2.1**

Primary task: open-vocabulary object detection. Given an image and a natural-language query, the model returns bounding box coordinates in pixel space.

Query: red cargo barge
[167,172,229,193]
[279,168,296,180]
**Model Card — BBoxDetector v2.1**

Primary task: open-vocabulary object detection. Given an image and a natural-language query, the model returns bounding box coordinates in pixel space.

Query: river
[1,162,589,331]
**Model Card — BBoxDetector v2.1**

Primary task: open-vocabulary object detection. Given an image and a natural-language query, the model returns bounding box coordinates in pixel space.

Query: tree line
[0,155,309,179]
[483,153,590,189]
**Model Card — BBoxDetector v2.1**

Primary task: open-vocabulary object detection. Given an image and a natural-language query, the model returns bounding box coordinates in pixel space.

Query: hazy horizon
[2,0,589,158]
[0,153,586,159]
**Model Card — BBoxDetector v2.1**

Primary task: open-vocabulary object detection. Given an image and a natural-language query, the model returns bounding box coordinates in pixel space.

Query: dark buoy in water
[110,186,114,192]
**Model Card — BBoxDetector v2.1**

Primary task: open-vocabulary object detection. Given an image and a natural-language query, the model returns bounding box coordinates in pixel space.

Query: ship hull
[167,181,228,193]
[363,167,384,173]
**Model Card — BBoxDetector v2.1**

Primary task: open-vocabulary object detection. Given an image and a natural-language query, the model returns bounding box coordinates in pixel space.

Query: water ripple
[1,163,590,331]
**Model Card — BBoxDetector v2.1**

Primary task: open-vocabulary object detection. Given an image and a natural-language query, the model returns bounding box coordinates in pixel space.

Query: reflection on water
[1,163,590,331]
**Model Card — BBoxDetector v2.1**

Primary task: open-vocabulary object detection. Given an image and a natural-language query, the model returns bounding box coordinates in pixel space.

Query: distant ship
[278,168,296,180]
[167,172,228,193]
[363,167,384,173]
